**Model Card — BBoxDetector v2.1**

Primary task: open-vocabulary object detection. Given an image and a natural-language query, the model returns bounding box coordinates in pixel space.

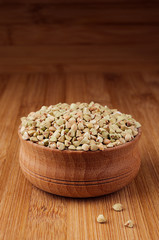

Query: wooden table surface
[0,1,159,240]
[0,74,159,240]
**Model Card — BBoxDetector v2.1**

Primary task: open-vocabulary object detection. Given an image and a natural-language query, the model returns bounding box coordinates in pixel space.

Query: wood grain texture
[0,1,159,239]
[18,129,141,198]
[0,75,159,240]
[0,2,158,72]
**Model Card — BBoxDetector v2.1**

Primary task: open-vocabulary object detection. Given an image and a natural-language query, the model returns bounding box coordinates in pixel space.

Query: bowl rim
[18,125,141,154]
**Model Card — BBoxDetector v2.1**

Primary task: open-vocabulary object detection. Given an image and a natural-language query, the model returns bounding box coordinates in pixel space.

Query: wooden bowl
[18,128,141,198]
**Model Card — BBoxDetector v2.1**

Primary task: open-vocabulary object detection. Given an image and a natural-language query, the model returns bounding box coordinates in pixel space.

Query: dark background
[0,1,159,72]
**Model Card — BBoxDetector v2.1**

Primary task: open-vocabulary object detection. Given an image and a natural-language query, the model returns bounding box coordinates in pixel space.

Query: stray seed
[124,220,134,228]
[112,203,123,212]
[97,214,107,223]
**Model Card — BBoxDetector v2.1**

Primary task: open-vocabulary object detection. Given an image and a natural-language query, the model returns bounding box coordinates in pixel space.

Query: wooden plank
[0,44,158,72]
[8,25,159,45]
[0,78,33,240]
[0,26,9,45]
[32,4,159,25]
[0,4,159,24]
[0,45,158,63]
[0,63,159,73]
[0,0,157,3]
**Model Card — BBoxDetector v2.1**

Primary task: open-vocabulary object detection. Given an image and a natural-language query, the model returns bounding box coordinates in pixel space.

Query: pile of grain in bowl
[20,102,141,151]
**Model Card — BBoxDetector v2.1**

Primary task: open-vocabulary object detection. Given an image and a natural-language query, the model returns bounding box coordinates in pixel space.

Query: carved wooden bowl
[18,128,141,198]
